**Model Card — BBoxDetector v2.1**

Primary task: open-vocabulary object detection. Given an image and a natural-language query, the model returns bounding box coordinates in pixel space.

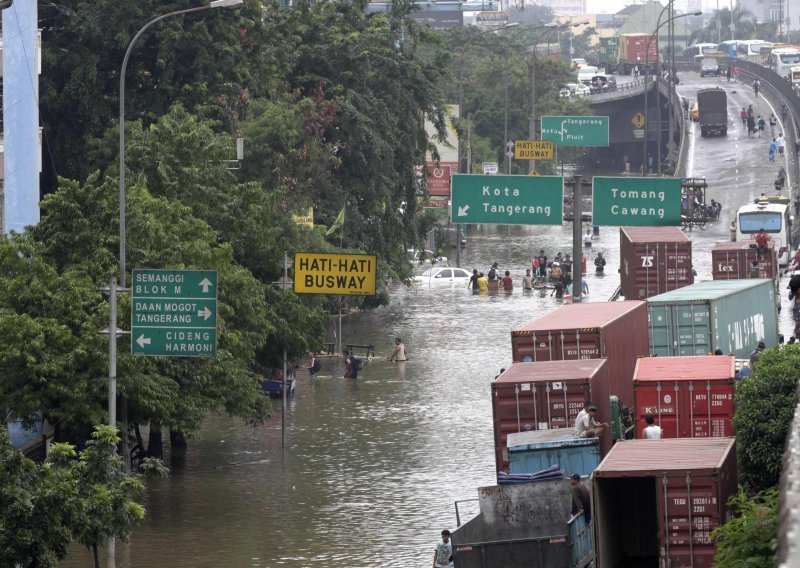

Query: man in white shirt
[642,413,663,439]
[573,401,593,432]
[575,405,606,438]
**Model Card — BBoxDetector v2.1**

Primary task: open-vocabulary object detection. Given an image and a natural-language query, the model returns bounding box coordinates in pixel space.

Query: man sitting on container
[754,229,771,260]
[574,404,605,438]
[569,473,592,523]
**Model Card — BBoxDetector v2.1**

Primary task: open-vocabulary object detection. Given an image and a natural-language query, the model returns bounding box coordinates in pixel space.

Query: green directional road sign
[592,177,682,226]
[541,116,609,147]
[131,269,218,357]
[450,174,563,225]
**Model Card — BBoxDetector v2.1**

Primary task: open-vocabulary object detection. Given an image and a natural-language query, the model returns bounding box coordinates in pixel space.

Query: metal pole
[281,257,290,435]
[572,175,583,303]
[717,0,721,44]
[504,76,510,174]
[529,56,536,175]
[107,275,117,568]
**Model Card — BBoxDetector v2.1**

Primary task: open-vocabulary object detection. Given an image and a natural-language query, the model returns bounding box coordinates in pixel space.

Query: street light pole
[112,1,242,565]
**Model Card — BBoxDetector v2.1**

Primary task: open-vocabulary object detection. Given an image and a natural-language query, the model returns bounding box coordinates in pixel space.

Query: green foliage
[734,346,800,492]
[712,487,778,567]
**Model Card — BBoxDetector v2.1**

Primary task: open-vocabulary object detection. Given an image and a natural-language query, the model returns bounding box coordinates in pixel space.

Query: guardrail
[585,77,647,102]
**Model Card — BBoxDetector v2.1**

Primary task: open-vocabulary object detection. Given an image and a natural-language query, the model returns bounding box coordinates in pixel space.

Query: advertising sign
[426,164,452,196]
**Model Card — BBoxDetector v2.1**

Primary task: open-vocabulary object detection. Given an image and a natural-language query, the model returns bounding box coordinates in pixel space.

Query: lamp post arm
[118,4,212,287]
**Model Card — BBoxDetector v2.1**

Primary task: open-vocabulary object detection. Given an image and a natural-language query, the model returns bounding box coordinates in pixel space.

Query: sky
[581,0,721,16]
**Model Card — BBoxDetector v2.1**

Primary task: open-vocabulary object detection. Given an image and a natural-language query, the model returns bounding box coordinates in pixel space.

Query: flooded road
[62,71,795,567]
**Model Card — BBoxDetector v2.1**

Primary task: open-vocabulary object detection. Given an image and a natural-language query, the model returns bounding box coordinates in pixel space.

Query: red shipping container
[593,438,737,568]
[492,359,610,473]
[711,241,777,280]
[633,356,736,439]
[619,226,694,300]
[619,33,658,64]
[510,302,649,417]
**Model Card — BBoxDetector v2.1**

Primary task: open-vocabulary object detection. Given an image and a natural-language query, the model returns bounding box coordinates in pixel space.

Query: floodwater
[62,71,796,567]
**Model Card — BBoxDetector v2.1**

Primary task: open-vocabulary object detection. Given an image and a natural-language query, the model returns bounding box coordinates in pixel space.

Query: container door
[540,380,591,430]
[663,242,693,292]
[673,304,712,356]
[636,382,682,438]
[657,474,722,568]
[648,304,674,356]
[558,330,602,360]
[687,380,735,437]
[529,331,558,362]
[512,333,536,362]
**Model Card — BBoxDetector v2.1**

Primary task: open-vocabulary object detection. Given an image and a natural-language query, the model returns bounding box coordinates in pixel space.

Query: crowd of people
[466,248,607,299]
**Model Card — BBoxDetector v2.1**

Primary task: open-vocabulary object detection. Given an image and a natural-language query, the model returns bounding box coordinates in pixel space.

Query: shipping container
[647,279,779,358]
[593,438,737,568]
[492,360,613,473]
[507,429,601,476]
[618,33,658,74]
[633,356,736,439]
[452,478,593,568]
[619,227,694,300]
[712,241,778,280]
[597,36,619,73]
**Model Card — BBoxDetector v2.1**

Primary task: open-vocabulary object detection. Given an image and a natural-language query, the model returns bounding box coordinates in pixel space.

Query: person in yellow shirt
[477,272,488,293]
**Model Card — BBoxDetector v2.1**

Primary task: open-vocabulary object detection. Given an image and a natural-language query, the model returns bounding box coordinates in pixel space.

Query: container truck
[597,36,619,73]
[646,279,779,358]
[452,477,594,568]
[618,32,658,75]
[633,355,736,439]
[492,359,614,472]
[619,226,694,300]
[696,87,728,137]
[508,429,601,476]
[712,241,780,301]
[593,438,737,568]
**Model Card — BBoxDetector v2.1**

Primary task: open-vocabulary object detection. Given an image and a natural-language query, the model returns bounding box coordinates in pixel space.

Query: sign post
[592,177,682,226]
[131,269,218,356]
[450,174,563,225]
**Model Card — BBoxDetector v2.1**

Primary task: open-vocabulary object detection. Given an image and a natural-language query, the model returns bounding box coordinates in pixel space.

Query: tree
[712,487,778,567]
[734,346,800,492]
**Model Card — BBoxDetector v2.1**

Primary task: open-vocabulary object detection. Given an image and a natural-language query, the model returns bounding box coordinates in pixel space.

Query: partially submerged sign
[294,253,377,296]
[592,177,681,226]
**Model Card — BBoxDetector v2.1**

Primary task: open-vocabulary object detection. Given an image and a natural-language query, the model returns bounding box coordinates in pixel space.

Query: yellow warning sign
[294,253,377,296]
[631,112,646,129]
[514,140,555,161]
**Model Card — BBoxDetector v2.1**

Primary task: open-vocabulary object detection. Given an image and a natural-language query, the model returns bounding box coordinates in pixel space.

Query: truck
[696,88,728,137]
[593,438,737,568]
[452,478,594,568]
[508,429,601,476]
[618,33,658,75]
[597,37,619,74]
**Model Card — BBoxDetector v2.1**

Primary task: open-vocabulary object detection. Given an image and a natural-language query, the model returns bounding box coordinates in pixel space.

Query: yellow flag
[326,207,345,236]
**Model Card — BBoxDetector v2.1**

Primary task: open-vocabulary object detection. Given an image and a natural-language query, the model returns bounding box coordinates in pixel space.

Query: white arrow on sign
[197,306,213,321]
[457,205,470,217]
[136,334,151,348]
[199,278,214,293]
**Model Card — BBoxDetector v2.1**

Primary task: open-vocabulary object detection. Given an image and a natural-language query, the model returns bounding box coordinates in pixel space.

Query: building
[2,1,41,234]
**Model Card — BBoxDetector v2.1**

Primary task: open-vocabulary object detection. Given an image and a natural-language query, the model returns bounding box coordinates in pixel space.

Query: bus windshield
[779,52,800,64]
[739,211,783,233]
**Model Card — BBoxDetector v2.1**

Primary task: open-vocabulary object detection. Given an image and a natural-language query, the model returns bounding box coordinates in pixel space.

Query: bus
[737,39,773,60]
[769,47,800,78]
[718,40,739,57]
[684,43,720,61]
[791,65,800,87]
[736,196,793,266]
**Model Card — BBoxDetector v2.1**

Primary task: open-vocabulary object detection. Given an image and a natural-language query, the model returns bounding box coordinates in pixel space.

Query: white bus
[718,40,739,56]
[684,43,720,60]
[736,198,794,266]
[770,47,800,78]
[737,40,773,60]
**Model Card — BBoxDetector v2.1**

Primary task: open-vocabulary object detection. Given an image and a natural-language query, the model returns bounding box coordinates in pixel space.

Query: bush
[712,487,777,567]
[734,345,800,492]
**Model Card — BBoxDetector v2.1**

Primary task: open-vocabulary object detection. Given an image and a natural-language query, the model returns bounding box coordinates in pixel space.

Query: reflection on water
[62,218,793,567]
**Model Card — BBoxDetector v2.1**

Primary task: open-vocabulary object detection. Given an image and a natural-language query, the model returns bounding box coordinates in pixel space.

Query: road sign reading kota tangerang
[592,177,682,226]
[450,174,563,225]
[131,269,218,356]
[514,140,554,160]
[294,253,377,296]
[541,116,609,147]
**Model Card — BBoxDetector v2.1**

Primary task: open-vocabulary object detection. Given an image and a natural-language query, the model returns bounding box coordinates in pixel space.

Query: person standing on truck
[642,414,663,439]
[433,530,454,568]
[755,228,771,259]
[569,474,592,523]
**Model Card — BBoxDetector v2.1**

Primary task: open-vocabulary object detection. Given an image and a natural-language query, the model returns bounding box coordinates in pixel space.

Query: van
[700,57,720,77]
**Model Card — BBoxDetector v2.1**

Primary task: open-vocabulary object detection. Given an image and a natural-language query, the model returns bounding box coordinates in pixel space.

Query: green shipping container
[647,279,778,358]
[598,37,619,65]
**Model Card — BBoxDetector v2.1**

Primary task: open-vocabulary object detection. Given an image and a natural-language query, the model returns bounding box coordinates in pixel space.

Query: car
[700,57,720,77]
[571,58,588,70]
[413,267,472,284]
[690,101,700,122]
[576,66,598,85]
[407,249,447,266]
[589,74,617,94]
[559,83,591,97]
